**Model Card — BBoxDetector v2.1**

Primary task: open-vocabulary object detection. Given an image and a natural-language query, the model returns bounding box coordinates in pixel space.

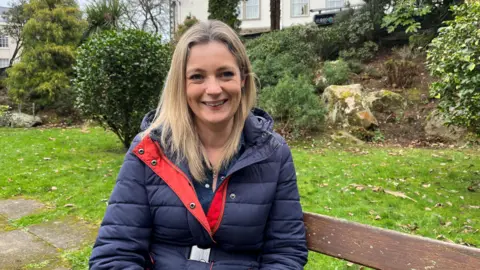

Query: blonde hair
[143,20,257,182]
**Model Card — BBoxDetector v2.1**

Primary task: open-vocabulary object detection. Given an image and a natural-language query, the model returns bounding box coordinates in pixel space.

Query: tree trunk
[270,0,281,30]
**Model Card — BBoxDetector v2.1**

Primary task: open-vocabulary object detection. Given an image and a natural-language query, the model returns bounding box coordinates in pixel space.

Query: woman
[89,20,308,270]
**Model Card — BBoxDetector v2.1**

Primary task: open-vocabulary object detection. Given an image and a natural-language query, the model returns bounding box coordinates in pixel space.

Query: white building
[173,0,364,35]
[0,6,19,68]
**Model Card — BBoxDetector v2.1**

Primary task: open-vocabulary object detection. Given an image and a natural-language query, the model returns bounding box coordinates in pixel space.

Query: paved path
[0,199,97,270]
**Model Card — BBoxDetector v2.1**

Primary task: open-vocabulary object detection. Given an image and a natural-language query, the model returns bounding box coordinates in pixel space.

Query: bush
[258,75,326,136]
[246,25,318,89]
[339,41,379,62]
[73,30,171,148]
[323,59,351,85]
[384,59,417,88]
[173,15,199,45]
[409,32,435,51]
[347,60,364,74]
[427,2,480,133]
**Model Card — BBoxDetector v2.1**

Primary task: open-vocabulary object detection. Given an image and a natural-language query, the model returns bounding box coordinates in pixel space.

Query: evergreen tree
[6,0,87,107]
[208,0,241,31]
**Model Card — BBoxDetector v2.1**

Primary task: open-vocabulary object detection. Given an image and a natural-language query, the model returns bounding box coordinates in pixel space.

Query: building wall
[176,0,365,31]
[0,22,18,68]
[176,0,209,24]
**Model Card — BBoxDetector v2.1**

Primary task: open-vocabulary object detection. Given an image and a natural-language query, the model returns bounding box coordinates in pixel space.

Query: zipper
[211,176,230,234]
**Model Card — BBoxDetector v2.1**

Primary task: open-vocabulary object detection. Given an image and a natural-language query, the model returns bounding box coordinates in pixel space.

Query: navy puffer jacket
[89,108,308,269]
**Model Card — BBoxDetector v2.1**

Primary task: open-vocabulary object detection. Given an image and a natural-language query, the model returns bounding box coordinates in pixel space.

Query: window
[0,36,8,48]
[0,59,9,68]
[239,0,260,20]
[326,0,344,9]
[292,0,309,17]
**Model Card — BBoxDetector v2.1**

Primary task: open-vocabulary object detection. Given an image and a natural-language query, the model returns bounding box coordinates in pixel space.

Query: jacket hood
[140,109,157,131]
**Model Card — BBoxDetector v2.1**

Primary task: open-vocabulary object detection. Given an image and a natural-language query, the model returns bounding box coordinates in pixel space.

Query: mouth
[202,99,228,107]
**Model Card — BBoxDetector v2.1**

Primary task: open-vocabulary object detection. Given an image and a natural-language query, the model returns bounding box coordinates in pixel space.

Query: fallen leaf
[346,262,354,267]
[460,196,464,200]
[319,183,329,187]
[43,157,51,161]
[64,204,75,207]
[372,186,383,192]
[352,164,359,167]
[51,186,57,191]
[440,163,446,166]
[446,201,453,207]
[469,205,480,209]
[369,210,376,215]
[49,137,56,141]
[422,184,431,188]
[8,178,13,182]
[324,206,332,211]
[17,158,24,161]
[348,212,354,216]
[375,215,381,220]
[444,222,452,227]
[350,184,366,191]
[425,207,432,211]
[384,190,417,202]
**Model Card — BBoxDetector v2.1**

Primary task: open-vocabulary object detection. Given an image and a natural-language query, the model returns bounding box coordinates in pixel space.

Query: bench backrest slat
[304,212,480,270]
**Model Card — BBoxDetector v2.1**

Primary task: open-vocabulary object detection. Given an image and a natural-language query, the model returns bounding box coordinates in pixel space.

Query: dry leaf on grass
[425,207,432,211]
[384,190,417,202]
[350,184,366,191]
[375,215,381,220]
[372,186,383,192]
[469,205,480,209]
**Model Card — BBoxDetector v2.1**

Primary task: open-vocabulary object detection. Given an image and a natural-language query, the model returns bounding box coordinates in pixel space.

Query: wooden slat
[304,212,480,270]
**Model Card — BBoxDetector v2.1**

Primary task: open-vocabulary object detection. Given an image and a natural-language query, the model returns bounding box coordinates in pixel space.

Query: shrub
[347,60,364,74]
[173,15,199,45]
[384,59,417,88]
[323,59,351,85]
[73,30,171,148]
[339,41,379,62]
[258,75,326,136]
[427,2,480,133]
[408,32,435,51]
[246,25,318,88]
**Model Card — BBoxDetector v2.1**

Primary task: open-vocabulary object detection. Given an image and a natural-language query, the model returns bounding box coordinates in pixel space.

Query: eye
[189,74,203,81]
[221,71,234,78]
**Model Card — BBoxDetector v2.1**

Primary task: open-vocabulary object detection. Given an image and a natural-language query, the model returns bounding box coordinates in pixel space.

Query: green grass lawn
[0,127,479,269]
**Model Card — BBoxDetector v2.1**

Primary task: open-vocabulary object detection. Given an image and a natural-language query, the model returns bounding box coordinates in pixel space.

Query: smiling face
[185,41,244,130]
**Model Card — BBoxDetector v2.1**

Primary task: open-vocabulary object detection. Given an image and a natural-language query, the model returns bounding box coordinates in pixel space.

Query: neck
[195,119,234,151]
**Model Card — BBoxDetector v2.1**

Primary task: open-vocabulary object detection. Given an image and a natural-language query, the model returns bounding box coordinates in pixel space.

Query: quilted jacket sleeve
[89,136,152,270]
[259,142,308,269]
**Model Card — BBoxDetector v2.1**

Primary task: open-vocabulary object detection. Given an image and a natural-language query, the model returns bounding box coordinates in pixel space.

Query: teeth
[204,100,226,107]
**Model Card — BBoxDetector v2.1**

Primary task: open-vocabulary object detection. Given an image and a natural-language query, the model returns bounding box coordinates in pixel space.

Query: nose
[205,76,222,95]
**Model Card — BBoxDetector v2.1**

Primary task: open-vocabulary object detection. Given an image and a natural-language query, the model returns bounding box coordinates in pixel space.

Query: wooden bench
[304,212,480,269]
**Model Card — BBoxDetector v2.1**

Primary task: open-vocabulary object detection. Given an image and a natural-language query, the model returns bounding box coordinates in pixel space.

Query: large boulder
[0,112,42,128]
[425,110,466,141]
[366,89,407,116]
[322,84,378,129]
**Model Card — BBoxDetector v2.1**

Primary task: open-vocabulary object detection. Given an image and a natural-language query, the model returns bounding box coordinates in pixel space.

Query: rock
[331,130,365,145]
[366,89,407,115]
[322,84,378,129]
[425,110,467,141]
[0,112,42,127]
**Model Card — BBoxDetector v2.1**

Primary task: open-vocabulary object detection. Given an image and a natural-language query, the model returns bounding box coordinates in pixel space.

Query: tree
[270,0,280,30]
[173,15,198,45]
[5,0,87,107]
[83,0,124,41]
[73,30,171,148]
[208,0,241,31]
[0,0,30,67]
[427,2,480,133]
[123,0,170,36]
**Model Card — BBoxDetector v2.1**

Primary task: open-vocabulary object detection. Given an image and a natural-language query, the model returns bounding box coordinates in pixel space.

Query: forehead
[186,41,238,70]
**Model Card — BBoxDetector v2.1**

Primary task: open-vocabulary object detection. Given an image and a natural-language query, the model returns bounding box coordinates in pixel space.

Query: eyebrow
[186,66,236,76]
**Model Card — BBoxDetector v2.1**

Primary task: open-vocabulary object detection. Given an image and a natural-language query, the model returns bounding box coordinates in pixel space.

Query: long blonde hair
[143,20,257,182]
